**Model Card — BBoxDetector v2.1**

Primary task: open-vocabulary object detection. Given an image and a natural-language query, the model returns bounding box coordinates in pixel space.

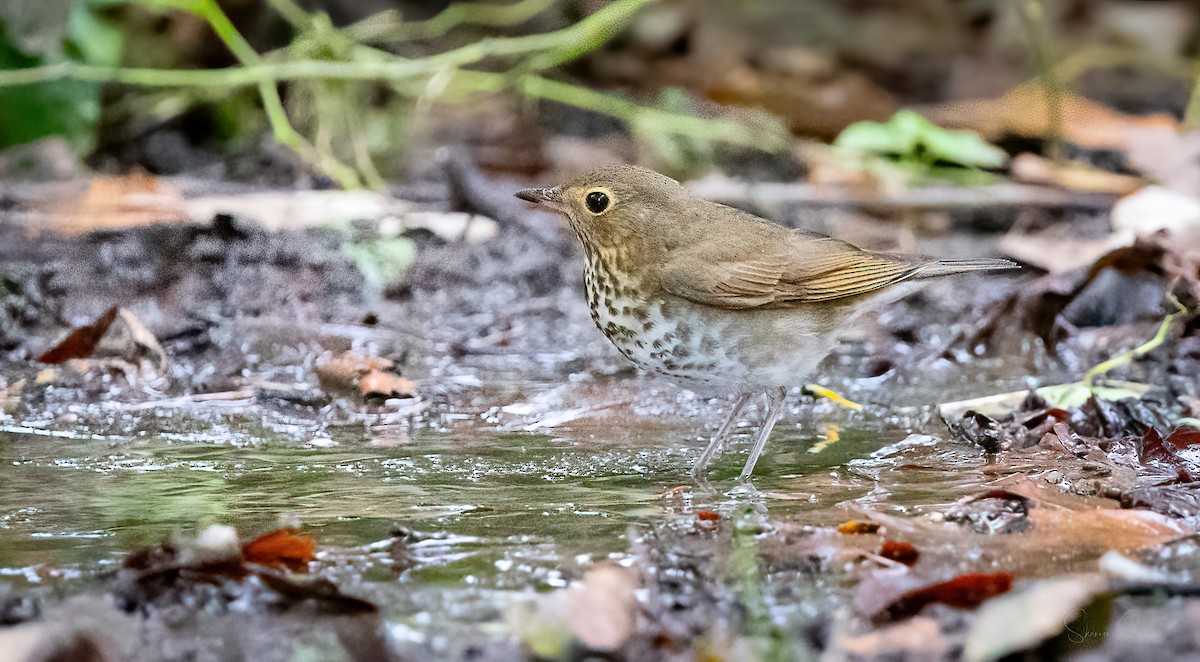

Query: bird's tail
[913,257,1019,279]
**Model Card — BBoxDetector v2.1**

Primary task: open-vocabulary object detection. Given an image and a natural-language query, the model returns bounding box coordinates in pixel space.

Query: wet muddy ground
[1,178,1198,661]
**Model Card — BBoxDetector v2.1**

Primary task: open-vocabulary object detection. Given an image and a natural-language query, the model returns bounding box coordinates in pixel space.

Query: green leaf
[834,120,912,156]
[343,237,417,291]
[66,1,124,66]
[1036,380,1152,410]
[834,109,1007,169]
[0,25,99,150]
[919,124,1008,168]
[0,1,124,151]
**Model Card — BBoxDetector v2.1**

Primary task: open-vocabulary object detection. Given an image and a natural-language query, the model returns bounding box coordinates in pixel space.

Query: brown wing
[659,232,924,310]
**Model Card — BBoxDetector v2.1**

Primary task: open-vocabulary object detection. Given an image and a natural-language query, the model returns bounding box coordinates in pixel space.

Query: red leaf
[696,510,721,521]
[881,573,1013,620]
[1140,428,1196,483]
[242,529,316,572]
[37,307,119,364]
[1165,426,1200,450]
[879,541,920,566]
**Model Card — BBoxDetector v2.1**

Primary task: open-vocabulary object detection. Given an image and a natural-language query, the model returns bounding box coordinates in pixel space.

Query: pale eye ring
[584,190,610,214]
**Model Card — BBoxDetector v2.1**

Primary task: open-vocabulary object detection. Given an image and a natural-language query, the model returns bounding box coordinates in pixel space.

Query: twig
[348,0,558,44]
[686,176,1117,211]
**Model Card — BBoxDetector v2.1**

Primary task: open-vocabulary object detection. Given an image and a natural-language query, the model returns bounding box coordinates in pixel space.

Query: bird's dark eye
[585,190,610,214]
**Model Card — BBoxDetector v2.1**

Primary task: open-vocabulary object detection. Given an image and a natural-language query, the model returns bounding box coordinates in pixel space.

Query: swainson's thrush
[516,165,1017,480]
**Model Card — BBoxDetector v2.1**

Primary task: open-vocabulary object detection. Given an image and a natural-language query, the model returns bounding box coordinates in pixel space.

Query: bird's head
[515,165,691,250]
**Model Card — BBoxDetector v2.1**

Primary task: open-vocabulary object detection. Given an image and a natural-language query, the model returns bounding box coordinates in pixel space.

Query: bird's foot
[803,384,863,411]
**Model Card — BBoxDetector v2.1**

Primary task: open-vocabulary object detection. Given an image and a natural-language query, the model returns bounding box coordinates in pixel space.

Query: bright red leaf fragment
[881,573,1013,620]
[242,529,316,572]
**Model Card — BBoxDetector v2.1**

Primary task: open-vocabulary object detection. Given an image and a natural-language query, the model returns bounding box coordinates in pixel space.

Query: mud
[0,175,1197,661]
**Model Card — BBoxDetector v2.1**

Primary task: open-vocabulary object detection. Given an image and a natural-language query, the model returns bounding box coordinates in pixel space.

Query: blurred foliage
[0,2,124,151]
[834,110,1007,184]
[836,110,1008,170]
[0,0,785,186]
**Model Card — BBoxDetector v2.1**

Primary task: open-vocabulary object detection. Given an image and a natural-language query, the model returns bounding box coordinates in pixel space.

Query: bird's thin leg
[739,386,788,481]
[692,392,753,477]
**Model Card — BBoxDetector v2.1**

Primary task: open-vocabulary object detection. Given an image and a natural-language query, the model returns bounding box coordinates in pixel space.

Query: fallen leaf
[1110,186,1200,262]
[879,541,920,567]
[242,529,316,572]
[836,616,951,660]
[1124,127,1200,198]
[707,65,897,139]
[315,352,414,401]
[508,563,639,657]
[837,521,881,535]
[835,478,1193,578]
[696,510,721,521]
[359,369,416,400]
[115,526,374,617]
[963,574,1109,662]
[37,307,118,364]
[45,172,186,233]
[927,85,1178,152]
[0,378,25,413]
[37,307,168,373]
[1010,153,1142,194]
[1138,427,1197,482]
[880,573,1013,621]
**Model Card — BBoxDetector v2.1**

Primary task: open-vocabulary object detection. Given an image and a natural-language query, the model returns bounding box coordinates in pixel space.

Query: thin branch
[349,0,558,44]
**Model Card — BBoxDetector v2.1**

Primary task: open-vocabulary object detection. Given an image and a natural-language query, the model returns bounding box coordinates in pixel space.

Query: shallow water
[0,398,989,611]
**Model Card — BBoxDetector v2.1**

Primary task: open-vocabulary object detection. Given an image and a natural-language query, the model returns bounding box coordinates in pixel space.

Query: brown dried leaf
[1010,153,1142,194]
[242,529,316,572]
[565,564,639,652]
[0,378,25,413]
[315,352,414,401]
[359,369,416,400]
[879,541,920,566]
[927,85,1177,151]
[37,307,119,364]
[879,573,1013,621]
[45,173,185,233]
[37,307,167,372]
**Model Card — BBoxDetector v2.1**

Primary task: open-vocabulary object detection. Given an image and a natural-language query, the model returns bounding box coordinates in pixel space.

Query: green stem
[1083,294,1188,388]
[0,65,776,150]
[0,0,648,89]
[191,0,361,187]
[349,0,558,43]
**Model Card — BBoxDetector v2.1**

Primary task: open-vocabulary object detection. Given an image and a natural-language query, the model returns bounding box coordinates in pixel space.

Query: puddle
[0,406,937,572]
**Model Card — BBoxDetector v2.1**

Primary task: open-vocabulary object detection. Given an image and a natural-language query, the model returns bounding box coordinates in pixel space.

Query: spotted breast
[582,245,727,385]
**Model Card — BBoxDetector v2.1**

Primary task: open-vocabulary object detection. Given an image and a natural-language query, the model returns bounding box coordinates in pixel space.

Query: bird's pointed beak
[515,187,561,209]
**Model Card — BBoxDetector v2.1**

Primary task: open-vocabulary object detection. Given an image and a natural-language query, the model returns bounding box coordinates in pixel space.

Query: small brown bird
[517,165,1016,480]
